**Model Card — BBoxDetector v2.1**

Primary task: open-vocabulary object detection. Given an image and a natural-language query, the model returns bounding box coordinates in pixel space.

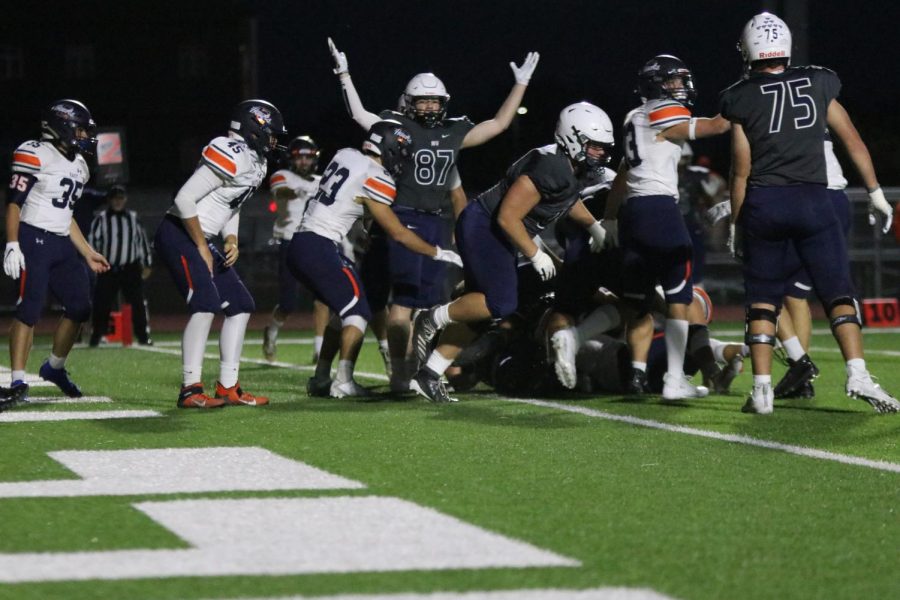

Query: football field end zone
[0,447,365,498]
[127,345,900,472]
[0,410,161,423]
[214,588,678,600]
[0,496,580,583]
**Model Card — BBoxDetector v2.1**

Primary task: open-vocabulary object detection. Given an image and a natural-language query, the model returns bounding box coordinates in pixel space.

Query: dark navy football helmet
[229,99,287,157]
[636,55,697,107]
[287,135,320,175]
[362,120,413,178]
[41,99,97,159]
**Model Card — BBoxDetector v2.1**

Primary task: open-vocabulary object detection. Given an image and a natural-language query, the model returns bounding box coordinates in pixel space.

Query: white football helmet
[403,73,450,127]
[738,12,792,66]
[555,102,615,171]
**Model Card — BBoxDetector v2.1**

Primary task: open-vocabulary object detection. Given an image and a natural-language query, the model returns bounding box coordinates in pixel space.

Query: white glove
[433,246,463,268]
[867,187,893,235]
[327,37,349,76]
[529,248,556,281]
[587,220,606,252]
[4,242,25,279]
[510,51,540,85]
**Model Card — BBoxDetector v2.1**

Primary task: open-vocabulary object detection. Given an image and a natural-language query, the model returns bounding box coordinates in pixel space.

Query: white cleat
[550,328,578,389]
[846,371,900,414]
[662,372,709,401]
[329,379,370,398]
[742,382,774,415]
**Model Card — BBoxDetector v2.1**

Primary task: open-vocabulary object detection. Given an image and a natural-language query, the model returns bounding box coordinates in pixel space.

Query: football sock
[48,353,66,369]
[632,361,647,373]
[11,370,25,385]
[575,304,621,345]
[336,359,354,383]
[378,339,389,353]
[182,312,214,386]
[314,335,324,356]
[219,313,250,387]
[425,350,454,377]
[665,318,689,376]
[782,336,805,361]
[433,304,453,328]
[846,358,866,375]
[754,374,772,386]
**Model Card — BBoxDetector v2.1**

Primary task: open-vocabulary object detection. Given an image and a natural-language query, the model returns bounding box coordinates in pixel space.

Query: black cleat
[411,308,440,370]
[306,375,332,397]
[783,380,815,399]
[626,368,650,395]
[773,354,819,399]
[410,368,457,403]
[0,381,30,411]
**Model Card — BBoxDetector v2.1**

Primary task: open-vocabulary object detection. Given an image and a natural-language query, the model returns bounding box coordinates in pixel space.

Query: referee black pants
[90,262,151,344]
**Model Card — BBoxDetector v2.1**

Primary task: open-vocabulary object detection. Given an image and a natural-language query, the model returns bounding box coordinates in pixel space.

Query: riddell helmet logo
[249,106,272,125]
[760,50,786,58]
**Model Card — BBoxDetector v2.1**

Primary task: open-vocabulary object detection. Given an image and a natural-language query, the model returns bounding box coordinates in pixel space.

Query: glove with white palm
[327,37,349,76]
[868,187,893,234]
[510,52,540,85]
[433,246,463,268]
[3,242,25,279]
[529,248,556,281]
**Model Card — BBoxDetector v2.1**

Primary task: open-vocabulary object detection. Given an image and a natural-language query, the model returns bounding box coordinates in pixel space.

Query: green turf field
[1,322,898,600]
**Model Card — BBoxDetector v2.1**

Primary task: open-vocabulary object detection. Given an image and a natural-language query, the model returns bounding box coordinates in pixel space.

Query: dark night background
[1,0,898,310]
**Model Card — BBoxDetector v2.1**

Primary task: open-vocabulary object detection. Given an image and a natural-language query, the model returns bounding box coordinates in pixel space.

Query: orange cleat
[177,384,226,409]
[215,381,269,406]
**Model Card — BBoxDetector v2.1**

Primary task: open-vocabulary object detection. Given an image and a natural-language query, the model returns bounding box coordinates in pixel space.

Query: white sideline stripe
[808,345,900,358]
[130,344,390,382]
[154,337,315,348]
[25,396,113,404]
[504,398,900,474]
[219,588,677,600]
[0,410,161,423]
[129,344,899,473]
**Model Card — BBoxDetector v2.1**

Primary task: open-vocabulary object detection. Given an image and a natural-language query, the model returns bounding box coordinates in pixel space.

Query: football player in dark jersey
[720,12,897,414]
[406,103,618,402]
[328,38,538,393]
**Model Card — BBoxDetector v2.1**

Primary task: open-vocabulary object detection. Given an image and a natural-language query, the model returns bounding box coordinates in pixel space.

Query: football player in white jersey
[2,100,110,407]
[261,135,331,364]
[288,120,462,398]
[603,55,731,401]
[154,99,285,409]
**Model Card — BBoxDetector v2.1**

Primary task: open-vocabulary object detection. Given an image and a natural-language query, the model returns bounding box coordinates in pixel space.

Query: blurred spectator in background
[87,185,153,345]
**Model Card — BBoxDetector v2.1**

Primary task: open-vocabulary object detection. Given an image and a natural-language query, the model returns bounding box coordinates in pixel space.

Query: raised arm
[658,114,732,142]
[329,38,381,130]
[461,52,539,149]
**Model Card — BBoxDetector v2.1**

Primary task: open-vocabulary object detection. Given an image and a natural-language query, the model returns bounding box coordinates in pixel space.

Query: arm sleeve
[821,69,842,103]
[362,174,397,205]
[7,172,37,206]
[447,166,462,189]
[172,164,224,219]
[222,212,240,239]
[338,75,381,130]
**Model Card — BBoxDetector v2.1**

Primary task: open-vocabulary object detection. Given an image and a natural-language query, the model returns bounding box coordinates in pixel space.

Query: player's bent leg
[330,314,371,398]
[308,316,341,397]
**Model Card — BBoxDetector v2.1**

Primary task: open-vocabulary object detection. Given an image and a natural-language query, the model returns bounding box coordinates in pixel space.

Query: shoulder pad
[11,140,48,173]
[379,109,404,121]
[648,99,691,128]
[201,136,252,179]
[269,168,292,188]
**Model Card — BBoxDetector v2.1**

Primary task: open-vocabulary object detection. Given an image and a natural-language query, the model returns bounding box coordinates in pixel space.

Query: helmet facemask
[405,95,447,128]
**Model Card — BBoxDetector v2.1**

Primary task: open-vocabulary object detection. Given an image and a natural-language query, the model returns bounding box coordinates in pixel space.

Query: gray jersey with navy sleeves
[476,144,582,236]
[378,110,474,213]
[719,66,841,187]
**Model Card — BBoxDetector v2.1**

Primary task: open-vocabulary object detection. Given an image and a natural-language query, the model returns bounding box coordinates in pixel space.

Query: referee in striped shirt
[87,185,153,346]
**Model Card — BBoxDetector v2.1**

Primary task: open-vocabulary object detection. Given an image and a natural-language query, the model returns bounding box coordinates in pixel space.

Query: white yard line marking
[154,337,316,348]
[218,588,677,600]
[504,398,900,474]
[0,447,364,498]
[0,410,161,423]
[713,326,900,337]
[0,365,53,387]
[129,345,900,473]
[0,496,579,582]
[24,396,113,404]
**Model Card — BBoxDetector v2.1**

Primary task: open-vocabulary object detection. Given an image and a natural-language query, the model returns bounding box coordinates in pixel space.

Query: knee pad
[826,296,862,332]
[744,306,779,346]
